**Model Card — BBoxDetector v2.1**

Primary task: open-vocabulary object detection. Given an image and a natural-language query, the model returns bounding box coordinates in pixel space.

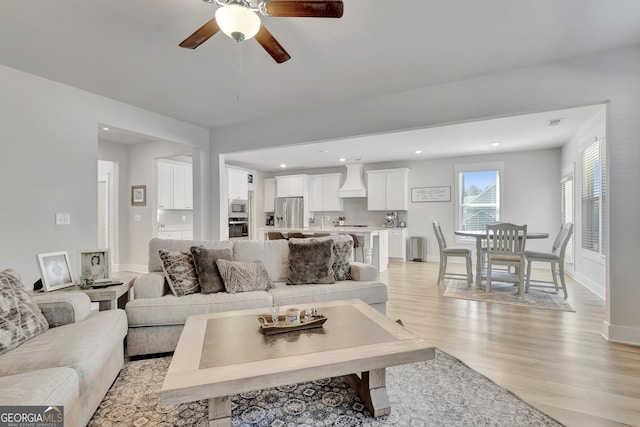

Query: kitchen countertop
[259,226,396,233]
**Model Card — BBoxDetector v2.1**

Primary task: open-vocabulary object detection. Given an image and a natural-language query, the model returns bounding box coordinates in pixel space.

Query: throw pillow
[0,269,49,355]
[310,235,353,281]
[215,259,273,294]
[158,249,200,297]
[190,246,233,294]
[287,238,335,285]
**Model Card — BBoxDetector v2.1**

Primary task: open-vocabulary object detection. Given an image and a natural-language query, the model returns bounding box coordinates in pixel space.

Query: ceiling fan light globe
[215,4,261,42]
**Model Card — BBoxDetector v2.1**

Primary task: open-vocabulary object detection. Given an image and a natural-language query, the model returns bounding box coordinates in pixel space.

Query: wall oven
[228,217,248,238]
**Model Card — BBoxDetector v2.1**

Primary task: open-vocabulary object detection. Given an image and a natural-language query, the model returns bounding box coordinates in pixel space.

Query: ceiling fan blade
[255,25,291,63]
[262,1,343,18]
[179,18,220,49]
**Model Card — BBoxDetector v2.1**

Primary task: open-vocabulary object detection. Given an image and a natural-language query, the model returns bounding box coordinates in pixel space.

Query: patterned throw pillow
[158,249,200,297]
[0,269,49,355]
[286,238,335,285]
[310,235,353,281]
[190,246,233,294]
[215,259,273,294]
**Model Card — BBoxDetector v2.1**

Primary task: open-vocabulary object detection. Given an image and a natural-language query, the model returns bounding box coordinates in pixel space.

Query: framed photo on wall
[79,249,111,283]
[131,185,146,206]
[36,251,75,292]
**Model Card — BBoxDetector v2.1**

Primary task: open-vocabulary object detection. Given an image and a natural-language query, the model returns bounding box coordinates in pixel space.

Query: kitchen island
[257,226,390,272]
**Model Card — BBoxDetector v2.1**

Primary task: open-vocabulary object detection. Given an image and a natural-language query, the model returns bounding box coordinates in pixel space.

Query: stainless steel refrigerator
[275,197,304,228]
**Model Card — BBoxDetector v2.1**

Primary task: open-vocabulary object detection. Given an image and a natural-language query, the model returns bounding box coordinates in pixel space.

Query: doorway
[98,160,117,264]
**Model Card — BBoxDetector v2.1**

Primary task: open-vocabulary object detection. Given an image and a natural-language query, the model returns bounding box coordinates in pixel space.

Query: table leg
[208,396,231,427]
[98,300,115,311]
[476,237,482,287]
[345,368,391,417]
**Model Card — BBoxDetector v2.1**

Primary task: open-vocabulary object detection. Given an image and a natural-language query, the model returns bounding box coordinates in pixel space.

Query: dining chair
[287,232,306,239]
[525,222,573,298]
[347,233,365,262]
[433,221,473,286]
[485,222,527,295]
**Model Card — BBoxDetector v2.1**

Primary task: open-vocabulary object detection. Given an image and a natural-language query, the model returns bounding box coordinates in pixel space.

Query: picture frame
[36,251,75,292]
[411,186,452,202]
[131,185,146,206]
[78,249,112,283]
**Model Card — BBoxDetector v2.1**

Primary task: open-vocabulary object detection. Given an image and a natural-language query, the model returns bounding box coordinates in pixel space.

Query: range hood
[339,164,367,198]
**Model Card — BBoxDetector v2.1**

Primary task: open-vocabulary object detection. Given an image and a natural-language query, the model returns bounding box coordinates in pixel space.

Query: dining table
[454,229,549,286]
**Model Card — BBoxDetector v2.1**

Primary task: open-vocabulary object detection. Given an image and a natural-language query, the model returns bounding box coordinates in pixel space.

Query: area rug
[88,349,563,427]
[443,281,575,312]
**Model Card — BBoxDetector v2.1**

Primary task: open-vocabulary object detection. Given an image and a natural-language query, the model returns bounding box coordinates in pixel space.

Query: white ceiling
[224,104,605,172]
[2,0,639,133]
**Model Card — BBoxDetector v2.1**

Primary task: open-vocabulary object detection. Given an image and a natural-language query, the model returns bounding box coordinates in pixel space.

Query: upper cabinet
[366,168,409,211]
[228,168,248,200]
[264,178,276,212]
[276,174,308,198]
[158,160,193,210]
[309,174,343,212]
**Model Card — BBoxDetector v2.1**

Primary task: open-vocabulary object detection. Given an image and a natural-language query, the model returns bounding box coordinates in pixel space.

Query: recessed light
[414,150,423,154]
[491,142,501,147]
[279,163,287,168]
[339,158,346,162]
[102,127,110,131]
[318,150,329,153]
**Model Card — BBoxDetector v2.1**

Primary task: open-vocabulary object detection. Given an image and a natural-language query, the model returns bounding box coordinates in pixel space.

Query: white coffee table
[161,299,434,426]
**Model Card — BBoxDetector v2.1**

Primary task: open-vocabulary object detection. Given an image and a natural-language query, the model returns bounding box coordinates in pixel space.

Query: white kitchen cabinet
[157,231,184,240]
[309,174,343,212]
[388,228,408,261]
[158,160,193,210]
[264,178,276,212]
[276,175,308,198]
[366,168,409,211]
[228,168,248,200]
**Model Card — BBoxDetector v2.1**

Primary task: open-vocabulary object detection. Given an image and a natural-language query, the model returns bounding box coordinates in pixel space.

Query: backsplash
[157,209,193,230]
[309,198,407,227]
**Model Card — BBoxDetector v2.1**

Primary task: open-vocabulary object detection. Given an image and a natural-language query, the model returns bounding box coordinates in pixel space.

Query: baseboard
[602,321,640,346]
[571,271,605,299]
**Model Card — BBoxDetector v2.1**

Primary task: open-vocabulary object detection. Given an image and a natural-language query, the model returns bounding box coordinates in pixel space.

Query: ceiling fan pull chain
[236,42,242,101]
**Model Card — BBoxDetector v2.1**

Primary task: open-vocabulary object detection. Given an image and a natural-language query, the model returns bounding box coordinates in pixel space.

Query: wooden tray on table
[257,309,327,335]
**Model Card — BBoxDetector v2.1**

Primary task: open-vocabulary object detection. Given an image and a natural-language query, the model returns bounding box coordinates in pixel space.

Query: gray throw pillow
[302,235,353,281]
[190,246,233,294]
[158,249,200,297]
[287,238,336,285]
[216,259,273,294]
[0,269,50,355]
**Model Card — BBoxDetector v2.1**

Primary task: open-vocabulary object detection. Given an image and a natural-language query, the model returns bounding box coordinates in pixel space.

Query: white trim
[571,270,605,299]
[114,263,148,273]
[602,321,640,346]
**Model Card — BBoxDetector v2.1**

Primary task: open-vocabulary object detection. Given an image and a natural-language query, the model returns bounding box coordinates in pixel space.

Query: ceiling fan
[180,0,344,64]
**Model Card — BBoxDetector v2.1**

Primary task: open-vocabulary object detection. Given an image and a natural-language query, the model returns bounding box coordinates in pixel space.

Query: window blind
[581,139,606,255]
[561,176,574,264]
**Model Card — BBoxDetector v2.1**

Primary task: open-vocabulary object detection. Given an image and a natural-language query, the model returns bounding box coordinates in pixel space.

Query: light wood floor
[380,261,640,427]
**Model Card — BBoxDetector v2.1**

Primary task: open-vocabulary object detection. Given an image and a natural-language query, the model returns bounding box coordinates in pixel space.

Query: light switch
[134,215,142,222]
[55,213,70,225]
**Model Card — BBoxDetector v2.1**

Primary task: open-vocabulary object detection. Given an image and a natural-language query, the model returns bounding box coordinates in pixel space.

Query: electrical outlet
[55,213,70,225]
[182,215,186,222]
[134,215,142,222]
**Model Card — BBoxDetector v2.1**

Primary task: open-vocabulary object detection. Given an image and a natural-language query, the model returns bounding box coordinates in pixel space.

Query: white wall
[211,46,640,345]
[0,64,210,288]
[561,107,608,298]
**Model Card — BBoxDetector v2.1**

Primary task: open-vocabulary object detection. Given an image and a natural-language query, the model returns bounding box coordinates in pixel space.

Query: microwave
[229,199,247,215]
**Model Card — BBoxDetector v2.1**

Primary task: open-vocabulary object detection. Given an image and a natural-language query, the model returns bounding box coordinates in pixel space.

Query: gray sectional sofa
[0,292,127,427]
[125,238,389,357]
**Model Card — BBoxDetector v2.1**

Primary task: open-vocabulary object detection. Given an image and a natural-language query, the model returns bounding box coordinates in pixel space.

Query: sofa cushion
[216,260,274,294]
[0,367,79,407]
[0,269,49,355]
[159,249,200,297]
[233,240,289,282]
[287,238,335,285]
[268,280,388,308]
[190,246,233,294]
[149,238,234,272]
[126,292,273,327]
[0,309,126,395]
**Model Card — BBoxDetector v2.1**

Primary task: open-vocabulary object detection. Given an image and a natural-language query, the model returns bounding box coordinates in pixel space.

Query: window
[561,175,574,264]
[581,138,606,255]
[456,165,501,232]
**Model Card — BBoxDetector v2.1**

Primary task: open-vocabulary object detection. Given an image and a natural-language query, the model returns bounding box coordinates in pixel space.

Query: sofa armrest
[32,292,92,327]
[349,262,378,282]
[133,272,167,299]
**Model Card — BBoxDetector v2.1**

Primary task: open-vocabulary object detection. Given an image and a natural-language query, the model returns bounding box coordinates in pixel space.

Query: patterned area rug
[443,281,575,312]
[89,349,563,427]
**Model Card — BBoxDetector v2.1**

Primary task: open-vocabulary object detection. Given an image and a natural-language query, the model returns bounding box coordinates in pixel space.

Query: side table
[79,275,136,311]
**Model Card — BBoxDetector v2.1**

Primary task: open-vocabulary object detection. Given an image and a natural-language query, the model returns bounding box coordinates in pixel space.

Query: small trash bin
[410,236,427,262]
